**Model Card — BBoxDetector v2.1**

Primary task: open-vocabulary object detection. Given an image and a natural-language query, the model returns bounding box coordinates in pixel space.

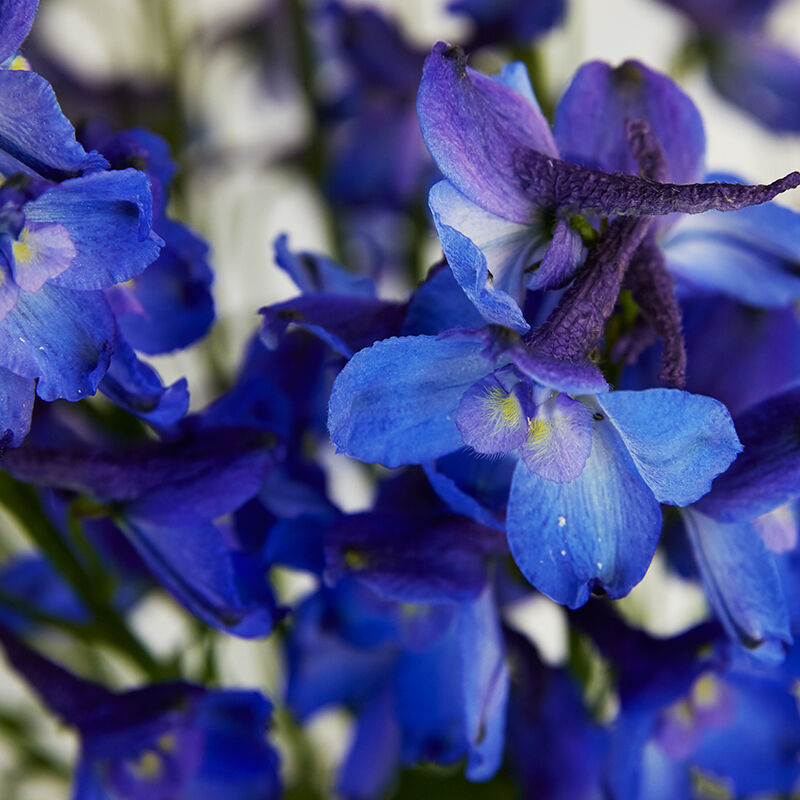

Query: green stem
[0,473,169,680]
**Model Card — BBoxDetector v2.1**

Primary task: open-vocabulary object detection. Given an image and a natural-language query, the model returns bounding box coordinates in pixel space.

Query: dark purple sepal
[696,387,800,522]
[529,216,653,362]
[624,233,686,387]
[514,147,800,217]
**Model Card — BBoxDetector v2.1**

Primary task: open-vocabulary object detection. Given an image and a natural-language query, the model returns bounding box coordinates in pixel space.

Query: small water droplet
[596,561,603,569]
[560,549,566,556]
[18,337,25,343]
[557,515,566,527]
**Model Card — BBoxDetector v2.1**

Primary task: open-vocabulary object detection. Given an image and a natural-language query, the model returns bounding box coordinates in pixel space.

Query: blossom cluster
[1,0,800,798]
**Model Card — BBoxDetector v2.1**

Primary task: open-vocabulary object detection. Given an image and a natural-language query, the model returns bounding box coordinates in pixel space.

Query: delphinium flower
[659,0,800,131]
[282,469,509,794]
[574,600,800,799]
[0,2,189,446]
[327,44,800,610]
[0,624,282,799]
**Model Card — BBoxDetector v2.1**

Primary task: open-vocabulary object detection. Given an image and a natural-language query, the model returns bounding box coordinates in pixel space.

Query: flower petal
[454,373,528,454]
[28,169,162,290]
[0,0,37,64]
[417,42,556,224]
[696,387,800,522]
[429,179,539,331]
[0,283,115,401]
[507,420,662,608]
[684,509,791,660]
[519,392,593,482]
[597,389,742,507]
[554,60,705,184]
[328,335,497,467]
[0,70,107,180]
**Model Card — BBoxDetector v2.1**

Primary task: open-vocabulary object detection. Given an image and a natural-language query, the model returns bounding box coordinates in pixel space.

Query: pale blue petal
[597,389,742,507]
[507,420,662,608]
[430,180,533,332]
[328,335,497,468]
[684,509,791,661]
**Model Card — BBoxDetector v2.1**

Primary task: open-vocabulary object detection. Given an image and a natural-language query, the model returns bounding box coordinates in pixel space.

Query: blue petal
[112,218,214,355]
[328,335,497,468]
[27,169,162,290]
[98,337,189,426]
[696,386,800,522]
[402,264,485,335]
[0,70,107,180]
[519,392,593,482]
[684,509,791,660]
[554,59,705,184]
[507,420,662,608]
[0,253,20,319]
[0,365,33,447]
[274,233,376,298]
[597,389,742,507]
[260,294,406,358]
[458,588,509,781]
[337,689,400,800]
[0,0,37,63]
[424,450,512,531]
[324,511,496,604]
[417,43,556,224]
[665,188,800,307]
[121,519,278,637]
[429,179,541,331]
[0,284,114,401]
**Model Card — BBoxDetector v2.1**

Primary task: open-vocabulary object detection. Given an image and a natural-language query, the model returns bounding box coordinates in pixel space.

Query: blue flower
[328,324,742,607]
[0,625,282,800]
[417,45,800,340]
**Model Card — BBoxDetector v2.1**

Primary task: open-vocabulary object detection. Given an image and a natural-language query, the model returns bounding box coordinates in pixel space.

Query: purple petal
[554,60,705,184]
[10,222,75,292]
[696,387,800,522]
[530,217,585,291]
[519,393,593,482]
[454,373,528,454]
[417,42,556,224]
[0,0,37,64]
[509,347,609,394]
